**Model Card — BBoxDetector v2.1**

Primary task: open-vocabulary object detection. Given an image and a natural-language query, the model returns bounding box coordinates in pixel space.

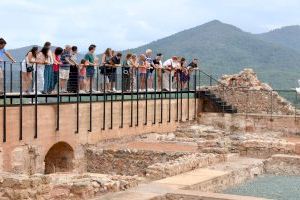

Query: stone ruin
[1,69,300,199]
[207,68,295,115]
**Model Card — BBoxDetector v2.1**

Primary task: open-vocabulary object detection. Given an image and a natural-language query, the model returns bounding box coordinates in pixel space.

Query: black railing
[0,60,299,143]
[0,61,201,142]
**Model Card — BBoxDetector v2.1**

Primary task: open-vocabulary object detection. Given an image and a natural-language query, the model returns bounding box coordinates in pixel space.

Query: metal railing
[0,61,201,142]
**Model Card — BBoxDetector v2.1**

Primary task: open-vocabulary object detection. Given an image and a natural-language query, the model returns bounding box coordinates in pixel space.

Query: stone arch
[44,142,74,174]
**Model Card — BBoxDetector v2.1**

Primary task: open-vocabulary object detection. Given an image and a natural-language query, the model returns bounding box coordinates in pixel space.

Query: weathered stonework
[205,68,295,115]
[86,148,187,176]
[0,172,140,200]
[146,153,229,179]
[264,154,300,175]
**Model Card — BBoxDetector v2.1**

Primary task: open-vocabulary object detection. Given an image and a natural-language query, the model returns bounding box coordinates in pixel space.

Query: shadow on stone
[44,142,74,174]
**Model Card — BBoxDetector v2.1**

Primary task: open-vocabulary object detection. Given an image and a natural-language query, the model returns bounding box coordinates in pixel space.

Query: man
[152,53,163,91]
[60,45,75,93]
[0,38,16,94]
[67,46,79,93]
[109,52,122,92]
[84,44,98,92]
[162,56,178,91]
[145,49,155,91]
[188,58,199,69]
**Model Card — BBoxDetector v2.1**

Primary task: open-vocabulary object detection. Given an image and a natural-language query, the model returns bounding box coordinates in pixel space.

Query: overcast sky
[1,0,300,52]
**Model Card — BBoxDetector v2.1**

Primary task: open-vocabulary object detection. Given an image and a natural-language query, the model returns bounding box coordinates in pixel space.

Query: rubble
[207,68,295,114]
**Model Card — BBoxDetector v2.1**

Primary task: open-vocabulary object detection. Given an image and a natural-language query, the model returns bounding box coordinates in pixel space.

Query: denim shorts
[139,73,147,79]
[86,67,95,78]
[79,76,85,80]
[108,72,117,82]
[147,70,154,79]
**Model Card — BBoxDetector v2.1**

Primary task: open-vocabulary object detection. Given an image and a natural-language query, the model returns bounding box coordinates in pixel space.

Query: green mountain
[125,20,300,89]
[259,25,300,52]
[6,20,300,90]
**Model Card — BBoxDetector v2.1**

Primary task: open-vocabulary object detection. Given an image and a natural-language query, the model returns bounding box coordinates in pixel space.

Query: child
[79,59,89,93]
[138,54,147,91]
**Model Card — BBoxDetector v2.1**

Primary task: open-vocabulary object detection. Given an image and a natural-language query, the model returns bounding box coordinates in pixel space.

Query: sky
[1,0,300,52]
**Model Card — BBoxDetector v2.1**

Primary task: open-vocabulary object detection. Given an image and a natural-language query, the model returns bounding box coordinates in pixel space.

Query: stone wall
[205,69,295,115]
[146,153,230,180]
[185,160,265,193]
[198,112,300,135]
[0,172,139,200]
[86,148,187,176]
[236,140,295,158]
[264,154,300,175]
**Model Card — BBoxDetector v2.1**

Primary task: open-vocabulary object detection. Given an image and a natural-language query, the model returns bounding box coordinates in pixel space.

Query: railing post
[186,72,190,121]
[88,70,92,132]
[10,63,12,93]
[34,61,38,138]
[120,67,124,128]
[168,70,171,123]
[180,78,183,122]
[176,70,179,122]
[160,69,163,124]
[102,66,106,130]
[75,67,79,134]
[136,67,139,127]
[194,69,197,120]
[19,62,23,140]
[56,66,60,131]
[130,67,133,127]
[3,61,7,142]
[153,67,157,124]
[144,67,148,125]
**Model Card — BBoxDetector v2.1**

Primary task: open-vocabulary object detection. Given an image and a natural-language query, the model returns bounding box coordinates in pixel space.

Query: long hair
[104,48,112,57]
[26,46,39,58]
[41,47,49,59]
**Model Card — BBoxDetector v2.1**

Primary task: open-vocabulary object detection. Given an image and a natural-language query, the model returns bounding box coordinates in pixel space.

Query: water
[224,175,300,200]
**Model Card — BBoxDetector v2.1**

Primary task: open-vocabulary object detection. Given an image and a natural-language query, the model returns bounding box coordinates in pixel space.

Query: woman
[50,47,63,93]
[35,47,50,94]
[43,42,54,94]
[122,53,132,92]
[100,48,113,91]
[21,46,39,94]
[179,57,189,89]
[129,54,138,91]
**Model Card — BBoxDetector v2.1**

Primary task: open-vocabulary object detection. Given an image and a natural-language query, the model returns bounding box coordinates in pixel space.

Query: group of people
[0,38,199,94]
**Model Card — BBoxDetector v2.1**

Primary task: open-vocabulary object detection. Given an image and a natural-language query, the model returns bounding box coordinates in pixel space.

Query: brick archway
[44,142,74,174]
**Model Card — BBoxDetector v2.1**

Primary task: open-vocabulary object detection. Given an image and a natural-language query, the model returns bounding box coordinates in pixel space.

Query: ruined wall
[0,173,139,200]
[86,148,187,176]
[205,69,295,115]
[264,154,300,175]
[198,112,300,135]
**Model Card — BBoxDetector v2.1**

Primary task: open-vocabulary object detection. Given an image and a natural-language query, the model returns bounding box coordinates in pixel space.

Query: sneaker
[79,90,86,93]
[112,88,117,92]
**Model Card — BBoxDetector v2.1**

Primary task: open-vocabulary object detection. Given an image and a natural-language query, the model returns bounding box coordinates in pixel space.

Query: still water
[224,175,300,200]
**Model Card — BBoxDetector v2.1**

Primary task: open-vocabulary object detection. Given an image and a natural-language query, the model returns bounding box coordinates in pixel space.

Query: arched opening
[44,142,74,174]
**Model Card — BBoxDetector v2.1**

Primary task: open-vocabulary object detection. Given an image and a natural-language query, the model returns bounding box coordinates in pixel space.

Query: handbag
[26,65,34,72]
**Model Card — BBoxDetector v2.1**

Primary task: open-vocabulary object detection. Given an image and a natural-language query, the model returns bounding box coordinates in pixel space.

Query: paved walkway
[96,158,268,200]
